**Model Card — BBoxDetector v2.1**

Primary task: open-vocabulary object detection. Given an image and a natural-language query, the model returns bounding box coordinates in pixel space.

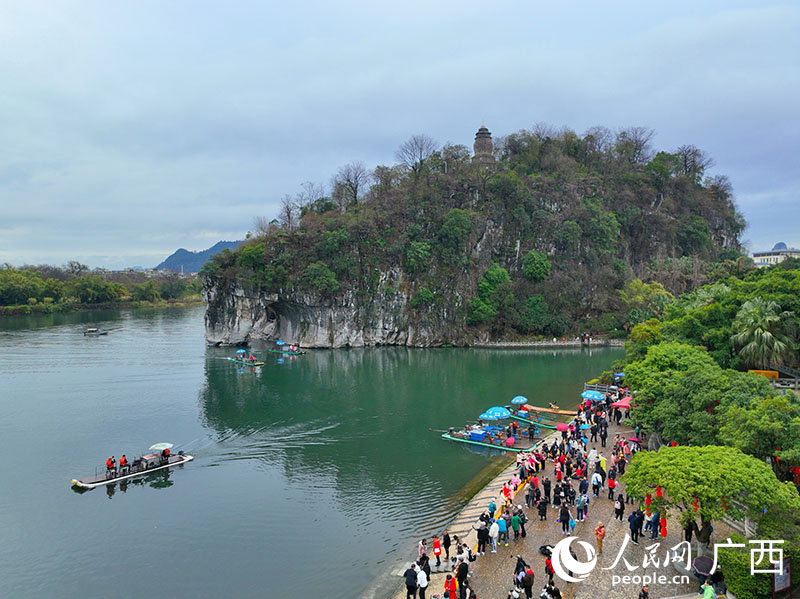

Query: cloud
[0,1,797,268]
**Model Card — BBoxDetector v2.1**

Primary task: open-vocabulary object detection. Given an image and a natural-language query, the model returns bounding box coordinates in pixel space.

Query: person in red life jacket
[160,447,170,464]
[106,456,116,477]
[119,455,128,472]
[432,535,442,567]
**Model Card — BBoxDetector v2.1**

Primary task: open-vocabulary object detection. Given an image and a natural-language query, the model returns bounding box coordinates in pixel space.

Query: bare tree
[675,144,714,182]
[277,195,299,231]
[65,261,89,276]
[252,215,279,237]
[332,161,368,208]
[395,134,438,179]
[614,127,655,165]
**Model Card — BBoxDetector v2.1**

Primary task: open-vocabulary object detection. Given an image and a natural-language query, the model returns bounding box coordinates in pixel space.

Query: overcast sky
[1,1,797,269]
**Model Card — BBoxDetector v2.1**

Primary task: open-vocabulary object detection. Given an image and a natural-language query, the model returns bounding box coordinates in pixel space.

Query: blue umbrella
[479,411,502,421]
[236,349,247,354]
[614,372,624,378]
[484,406,511,419]
[579,423,591,430]
[276,340,285,346]
[511,396,528,405]
[581,390,604,401]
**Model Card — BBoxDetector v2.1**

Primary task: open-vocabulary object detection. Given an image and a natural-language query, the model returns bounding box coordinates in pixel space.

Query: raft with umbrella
[70,443,194,490]
[229,349,265,366]
[442,407,537,452]
[267,340,305,355]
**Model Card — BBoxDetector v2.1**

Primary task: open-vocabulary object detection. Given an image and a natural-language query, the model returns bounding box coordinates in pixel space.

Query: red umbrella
[611,397,630,408]
[628,437,641,443]
[556,423,569,432]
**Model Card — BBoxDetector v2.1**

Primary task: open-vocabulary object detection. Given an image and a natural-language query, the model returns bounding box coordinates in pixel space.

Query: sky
[0,1,798,269]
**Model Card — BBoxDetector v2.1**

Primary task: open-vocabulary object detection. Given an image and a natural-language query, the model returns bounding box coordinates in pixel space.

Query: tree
[522,250,551,282]
[130,280,161,302]
[277,195,299,231]
[721,395,800,479]
[66,261,89,276]
[333,161,369,207]
[614,127,655,166]
[622,446,800,553]
[618,279,673,319]
[675,144,713,184]
[731,297,795,368]
[302,261,339,294]
[395,134,438,180]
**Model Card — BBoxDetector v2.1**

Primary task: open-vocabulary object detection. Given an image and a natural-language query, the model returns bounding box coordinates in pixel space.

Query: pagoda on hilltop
[472,125,495,166]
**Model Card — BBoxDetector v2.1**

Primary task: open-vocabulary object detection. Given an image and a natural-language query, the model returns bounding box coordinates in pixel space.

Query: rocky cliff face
[204,269,474,347]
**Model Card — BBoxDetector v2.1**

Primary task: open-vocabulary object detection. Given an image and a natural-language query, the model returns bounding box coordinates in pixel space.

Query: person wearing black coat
[537,498,548,520]
[542,477,552,504]
[477,524,490,555]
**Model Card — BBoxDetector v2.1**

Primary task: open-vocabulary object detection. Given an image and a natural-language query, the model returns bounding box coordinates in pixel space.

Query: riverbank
[472,339,625,349]
[0,296,204,316]
[384,413,723,599]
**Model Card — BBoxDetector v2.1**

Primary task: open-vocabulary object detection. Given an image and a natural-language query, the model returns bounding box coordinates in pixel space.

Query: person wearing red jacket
[106,456,116,475]
[432,535,442,567]
[443,574,457,599]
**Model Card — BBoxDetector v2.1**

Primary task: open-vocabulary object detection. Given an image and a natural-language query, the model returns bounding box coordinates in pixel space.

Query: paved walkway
[389,417,730,599]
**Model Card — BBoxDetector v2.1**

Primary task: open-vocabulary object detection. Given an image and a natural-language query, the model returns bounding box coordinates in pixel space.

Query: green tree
[731,297,795,368]
[721,394,800,478]
[623,446,800,552]
[66,275,121,303]
[522,250,551,282]
[406,241,432,273]
[467,264,513,326]
[302,262,339,294]
[130,280,161,302]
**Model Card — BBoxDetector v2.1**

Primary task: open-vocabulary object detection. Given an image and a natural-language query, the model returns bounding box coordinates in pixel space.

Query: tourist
[432,535,442,567]
[522,568,535,599]
[443,574,457,599]
[638,584,649,599]
[544,554,555,585]
[404,563,418,599]
[455,557,470,599]
[607,477,616,501]
[418,539,427,560]
[558,504,572,536]
[489,497,497,519]
[591,471,602,497]
[614,495,625,520]
[649,511,661,540]
[525,483,535,508]
[511,511,522,540]
[537,498,548,521]
[542,477,551,504]
[477,522,489,555]
[417,565,428,599]
[498,513,509,546]
[489,519,499,553]
[443,531,451,560]
[576,492,588,522]
[628,510,642,544]
[594,521,606,554]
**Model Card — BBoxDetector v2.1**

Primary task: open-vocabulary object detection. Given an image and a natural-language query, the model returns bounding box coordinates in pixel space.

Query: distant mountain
[156,241,241,273]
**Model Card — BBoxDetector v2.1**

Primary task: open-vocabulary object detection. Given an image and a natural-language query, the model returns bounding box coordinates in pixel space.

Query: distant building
[472,126,495,165]
[753,242,800,267]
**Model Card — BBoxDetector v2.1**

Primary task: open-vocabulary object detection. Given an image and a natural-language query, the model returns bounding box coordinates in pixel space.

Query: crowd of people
[403,388,655,599]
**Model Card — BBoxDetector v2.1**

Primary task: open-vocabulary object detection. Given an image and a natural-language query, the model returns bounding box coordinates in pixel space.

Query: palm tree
[731,297,795,369]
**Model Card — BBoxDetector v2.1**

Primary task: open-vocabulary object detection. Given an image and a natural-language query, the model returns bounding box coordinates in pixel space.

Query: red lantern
[693,500,698,512]
[645,493,652,506]
[656,486,662,498]
[722,498,727,511]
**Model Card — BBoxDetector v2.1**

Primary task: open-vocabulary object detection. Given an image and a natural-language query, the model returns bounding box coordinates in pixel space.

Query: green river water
[0,306,623,598]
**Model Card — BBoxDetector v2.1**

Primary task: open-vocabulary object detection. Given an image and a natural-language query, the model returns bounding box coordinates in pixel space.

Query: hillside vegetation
[204,124,745,339]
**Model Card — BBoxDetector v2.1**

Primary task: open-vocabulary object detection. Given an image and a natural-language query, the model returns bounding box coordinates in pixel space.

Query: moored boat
[442,424,537,453]
[71,445,193,490]
[267,348,304,355]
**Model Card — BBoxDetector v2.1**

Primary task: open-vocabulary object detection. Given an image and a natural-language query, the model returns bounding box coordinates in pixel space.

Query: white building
[753,242,800,267]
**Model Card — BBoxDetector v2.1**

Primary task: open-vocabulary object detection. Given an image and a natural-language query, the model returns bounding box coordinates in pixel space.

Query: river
[0,306,623,598]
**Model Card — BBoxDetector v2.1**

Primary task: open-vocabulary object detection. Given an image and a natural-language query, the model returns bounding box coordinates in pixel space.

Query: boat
[71,446,194,490]
[508,409,559,429]
[230,358,265,366]
[521,403,576,416]
[83,327,108,336]
[267,348,305,356]
[441,425,538,453]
